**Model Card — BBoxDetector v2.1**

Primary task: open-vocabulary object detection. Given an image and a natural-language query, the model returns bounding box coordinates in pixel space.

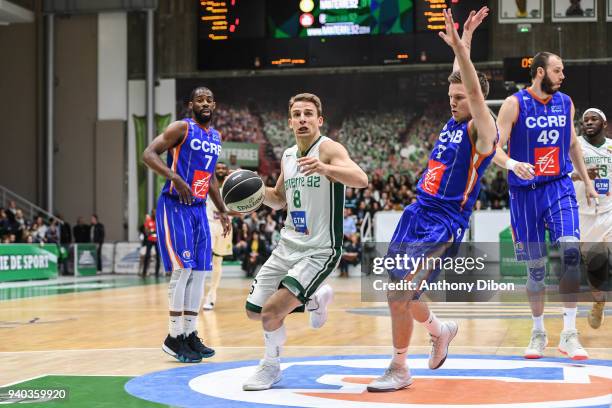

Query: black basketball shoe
[162,334,202,363]
[185,331,216,359]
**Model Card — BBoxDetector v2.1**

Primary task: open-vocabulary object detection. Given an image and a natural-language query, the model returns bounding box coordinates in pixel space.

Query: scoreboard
[197,0,487,70]
[503,56,534,84]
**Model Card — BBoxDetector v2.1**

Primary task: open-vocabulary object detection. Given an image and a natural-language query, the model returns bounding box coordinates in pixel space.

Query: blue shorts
[387,202,466,298]
[509,176,580,261]
[155,194,212,272]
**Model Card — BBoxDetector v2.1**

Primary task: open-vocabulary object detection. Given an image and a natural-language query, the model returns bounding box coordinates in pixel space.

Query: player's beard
[195,109,213,125]
[541,72,558,95]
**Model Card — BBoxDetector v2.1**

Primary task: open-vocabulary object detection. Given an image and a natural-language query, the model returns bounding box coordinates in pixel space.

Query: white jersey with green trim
[280,135,345,249]
[574,136,612,215]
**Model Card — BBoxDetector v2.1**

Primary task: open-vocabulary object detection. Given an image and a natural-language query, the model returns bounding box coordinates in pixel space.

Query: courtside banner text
[0,244,59,282]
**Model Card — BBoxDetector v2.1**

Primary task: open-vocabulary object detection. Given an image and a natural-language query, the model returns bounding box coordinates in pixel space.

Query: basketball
[221,170,265,213]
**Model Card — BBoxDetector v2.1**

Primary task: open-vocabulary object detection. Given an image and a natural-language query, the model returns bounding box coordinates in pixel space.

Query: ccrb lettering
[190,139,221,155]
[525,115,567,129]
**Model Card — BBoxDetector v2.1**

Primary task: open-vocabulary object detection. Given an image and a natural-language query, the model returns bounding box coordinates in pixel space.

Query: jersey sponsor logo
[125,354,612,407]
[595,178,609,194]
[525,115,567,129]
[534,147,560,176]
[192,170,212,199]
[422,159,447,195]
[182,250,191,260]
[290,211,309,234]
[551,105,563,113]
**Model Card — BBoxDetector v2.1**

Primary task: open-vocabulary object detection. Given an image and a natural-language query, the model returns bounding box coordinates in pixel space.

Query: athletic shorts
[509,176,580,261]
[386,202,466,299]
[156,194,212,272]
[210,219,233,257]
[245,240,341,313]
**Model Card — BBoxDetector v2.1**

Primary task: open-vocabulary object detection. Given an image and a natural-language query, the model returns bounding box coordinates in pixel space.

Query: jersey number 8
[293,190,301,208]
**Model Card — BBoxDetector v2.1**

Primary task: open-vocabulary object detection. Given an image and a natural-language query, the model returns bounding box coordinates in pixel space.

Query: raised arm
[452,7,489,73]
[440,8,496,155]
[299,140,368,188]
[142,120,194,204]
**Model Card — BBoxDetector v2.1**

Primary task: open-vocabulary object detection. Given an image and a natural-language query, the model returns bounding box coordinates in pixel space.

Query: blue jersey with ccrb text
[508,88,573,187]
[416,117,497,228]
[160,118,222,204]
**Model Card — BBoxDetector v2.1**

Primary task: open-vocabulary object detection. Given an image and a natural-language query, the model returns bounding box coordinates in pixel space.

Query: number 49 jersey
[508,88,573,187]
[160,118,222,205]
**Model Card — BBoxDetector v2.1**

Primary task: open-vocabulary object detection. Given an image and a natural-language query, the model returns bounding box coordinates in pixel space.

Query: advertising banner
[219,142,259,168]
[0,244,59,282]
[74,244,98,276]
[101,243,115,273]
[114,242,142,274]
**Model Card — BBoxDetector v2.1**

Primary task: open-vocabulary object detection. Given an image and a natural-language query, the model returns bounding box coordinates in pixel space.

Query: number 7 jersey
[160,118,222,204]
[508,87,574,187]
[280,136,345,250]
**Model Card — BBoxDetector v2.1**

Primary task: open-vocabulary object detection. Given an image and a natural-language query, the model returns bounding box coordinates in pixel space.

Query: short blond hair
[288,93,323,117]
[448,71,490,99]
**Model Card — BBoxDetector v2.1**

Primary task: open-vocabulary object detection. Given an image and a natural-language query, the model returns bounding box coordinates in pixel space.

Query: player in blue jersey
[493,53,597,360]
[143,87,230,363]
[368,7,498,392]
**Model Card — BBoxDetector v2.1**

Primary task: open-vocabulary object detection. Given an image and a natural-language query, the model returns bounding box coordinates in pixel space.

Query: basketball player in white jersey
[242,93,368,391]
[203,162,234,310]
[572,108,609,328]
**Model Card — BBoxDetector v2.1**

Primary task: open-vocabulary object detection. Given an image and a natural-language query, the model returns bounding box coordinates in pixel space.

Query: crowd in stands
[0,201,104,247]
[213,105,264,144]
[0,201,63,244]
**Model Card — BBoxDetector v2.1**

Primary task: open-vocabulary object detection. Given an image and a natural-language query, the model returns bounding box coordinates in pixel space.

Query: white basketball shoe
[308,284,334,329]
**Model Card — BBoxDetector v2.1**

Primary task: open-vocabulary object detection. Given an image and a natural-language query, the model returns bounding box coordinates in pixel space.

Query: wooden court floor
[1,275,611,386]
[1,274,611,407]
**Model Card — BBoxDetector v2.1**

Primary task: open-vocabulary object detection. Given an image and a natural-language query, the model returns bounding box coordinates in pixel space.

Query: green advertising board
[0,244,59,282]
[219,142,259,167]
[74,244,98,276]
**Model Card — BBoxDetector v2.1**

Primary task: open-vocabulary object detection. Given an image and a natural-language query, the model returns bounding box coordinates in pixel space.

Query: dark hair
[530,52,559,79]
[447,71,490,99]
[288,93,323,117]
[190,87,213,102]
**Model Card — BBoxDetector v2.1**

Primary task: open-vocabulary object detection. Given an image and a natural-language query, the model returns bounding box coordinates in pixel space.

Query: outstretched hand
[462,6,489,42]
[438,9,463,50]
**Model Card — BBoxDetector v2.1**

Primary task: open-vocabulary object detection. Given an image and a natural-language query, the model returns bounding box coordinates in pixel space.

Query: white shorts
[245,240,341,313]
[210,220,233,257]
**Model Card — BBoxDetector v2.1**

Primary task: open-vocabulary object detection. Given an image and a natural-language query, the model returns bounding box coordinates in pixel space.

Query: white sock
[391,347,407,366]
[532,315,545,331]
[169,315,183,338]
[422,311,442,337]
[562,307,577,331]
[184,314,198,336]
[263,325,286,364]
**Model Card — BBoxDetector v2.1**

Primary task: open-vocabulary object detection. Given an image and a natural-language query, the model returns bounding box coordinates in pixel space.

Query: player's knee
[261,306,282,325]
[526,258,546,292]
[387,291,412,311]
[559,236,580,267]
[246,309,261,321]
[526,258,546,280]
